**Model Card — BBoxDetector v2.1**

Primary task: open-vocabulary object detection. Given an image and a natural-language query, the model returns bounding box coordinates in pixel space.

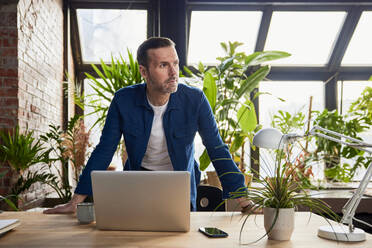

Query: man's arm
[44,95,123,214]
[196,92,252,209]
[43,194,87,214]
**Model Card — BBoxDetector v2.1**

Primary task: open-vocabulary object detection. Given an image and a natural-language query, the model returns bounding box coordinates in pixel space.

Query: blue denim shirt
[75,83,245,210]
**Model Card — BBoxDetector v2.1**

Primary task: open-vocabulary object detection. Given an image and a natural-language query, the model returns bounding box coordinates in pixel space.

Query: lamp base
[318,225,366,242]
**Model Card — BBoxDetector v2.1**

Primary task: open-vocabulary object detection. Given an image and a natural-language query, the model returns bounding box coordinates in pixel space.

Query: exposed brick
[0,117,17,128]
[0,12,17,26]
[4,98,18,106]
[3,78,17,88]
[0,87,17,97]
[1,56,17,67]
[0,47,17,56]
[0,68,17,77]
[30,104,40,114]
[3,37,17,47]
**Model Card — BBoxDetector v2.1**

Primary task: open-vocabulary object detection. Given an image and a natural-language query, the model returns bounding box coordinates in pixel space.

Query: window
[338,80,371,115]
[264,11,346,66]
[188,11,262,65]
[341,11,372,66]
[77,9,147,63]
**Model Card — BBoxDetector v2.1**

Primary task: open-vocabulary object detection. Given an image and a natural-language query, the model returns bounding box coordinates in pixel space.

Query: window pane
[259,81,324,178]
[188,11,262,65]
[338,80,371,114]
[77,9,147,63]
[341,11,372,66]
[259,81,324,126]
[264,11,346,66]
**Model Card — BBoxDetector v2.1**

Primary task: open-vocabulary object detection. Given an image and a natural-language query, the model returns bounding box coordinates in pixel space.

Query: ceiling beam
[327,7,363,71]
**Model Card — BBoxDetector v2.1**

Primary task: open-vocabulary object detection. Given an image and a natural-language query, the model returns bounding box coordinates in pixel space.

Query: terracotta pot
[263,207,295,240]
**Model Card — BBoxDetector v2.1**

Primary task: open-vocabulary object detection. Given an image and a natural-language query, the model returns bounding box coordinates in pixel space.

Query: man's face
[140,46,179,95]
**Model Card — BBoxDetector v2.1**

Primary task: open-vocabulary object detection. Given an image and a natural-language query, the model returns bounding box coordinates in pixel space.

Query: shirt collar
[135,83,181,110]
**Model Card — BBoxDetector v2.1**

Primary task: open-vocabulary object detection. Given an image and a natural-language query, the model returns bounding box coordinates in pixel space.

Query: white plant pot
[263,207,295,241]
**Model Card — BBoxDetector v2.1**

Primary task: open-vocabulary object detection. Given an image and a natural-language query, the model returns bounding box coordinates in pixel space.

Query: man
[44,37,249,214]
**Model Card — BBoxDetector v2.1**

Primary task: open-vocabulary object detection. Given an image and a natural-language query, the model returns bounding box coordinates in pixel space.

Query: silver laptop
[91,171,190,232]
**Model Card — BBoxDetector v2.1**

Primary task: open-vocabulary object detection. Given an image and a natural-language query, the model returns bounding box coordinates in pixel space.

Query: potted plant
[40,115,91,204]
[183,41,290,185]
[0,127,53,209]
[228,131,339,243]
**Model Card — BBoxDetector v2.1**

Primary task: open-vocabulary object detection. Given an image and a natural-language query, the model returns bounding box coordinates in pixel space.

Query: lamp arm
[340,160,372,230]
[310,126,372,153]
[308,126,372,231]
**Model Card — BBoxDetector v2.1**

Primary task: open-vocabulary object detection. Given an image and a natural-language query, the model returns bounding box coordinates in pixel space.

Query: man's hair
[137,37,175,68]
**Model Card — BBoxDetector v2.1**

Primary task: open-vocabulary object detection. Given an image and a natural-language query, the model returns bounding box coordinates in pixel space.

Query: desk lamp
[253,126,372,242]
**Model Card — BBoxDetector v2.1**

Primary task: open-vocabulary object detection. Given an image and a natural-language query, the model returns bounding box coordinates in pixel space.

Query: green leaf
[220,42,228,53]
[230,134,245,154]
[218,56,235,74]
[0,195,18,211]
[245,51,291,66]
[198,62,205,73]
[199,149,211,171]
[90,63,112,92]
[236,65,270,99]
[220,99,241,106]
[237,100,257,132]
[183,66,194,77]
[203,72,217,112]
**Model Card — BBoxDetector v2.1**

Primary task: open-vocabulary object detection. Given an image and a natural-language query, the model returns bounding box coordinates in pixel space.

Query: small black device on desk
[199,227,228,238]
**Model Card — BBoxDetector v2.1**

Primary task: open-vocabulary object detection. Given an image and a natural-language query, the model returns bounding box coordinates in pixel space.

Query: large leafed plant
[76,50,142,129]
[184,41,290,171]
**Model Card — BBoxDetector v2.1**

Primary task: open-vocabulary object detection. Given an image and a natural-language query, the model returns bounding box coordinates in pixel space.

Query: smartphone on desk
[199,227,228,238]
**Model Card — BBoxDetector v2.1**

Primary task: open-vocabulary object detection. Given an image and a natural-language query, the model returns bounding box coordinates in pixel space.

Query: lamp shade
[253,128,284,149]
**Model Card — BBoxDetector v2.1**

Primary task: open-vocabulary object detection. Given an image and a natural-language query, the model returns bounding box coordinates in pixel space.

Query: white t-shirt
[140,99,173,171]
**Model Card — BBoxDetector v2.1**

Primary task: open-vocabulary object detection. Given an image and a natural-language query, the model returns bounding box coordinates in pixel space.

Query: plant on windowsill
[183,41,290,186]
[312,107,372,183]
[228,133,339,243]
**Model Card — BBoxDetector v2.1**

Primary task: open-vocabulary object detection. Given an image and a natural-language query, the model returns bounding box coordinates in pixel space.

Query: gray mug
[77,202,95,224]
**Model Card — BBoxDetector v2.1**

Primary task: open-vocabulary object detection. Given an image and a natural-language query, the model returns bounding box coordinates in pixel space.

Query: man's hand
[43,194,87,214]
[235,197,262,214]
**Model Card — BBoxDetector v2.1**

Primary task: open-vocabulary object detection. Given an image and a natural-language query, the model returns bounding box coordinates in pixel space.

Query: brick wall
[0,3,18,130]
[17,0,64,206]
[0,0,65,208]
[17,0,64,133]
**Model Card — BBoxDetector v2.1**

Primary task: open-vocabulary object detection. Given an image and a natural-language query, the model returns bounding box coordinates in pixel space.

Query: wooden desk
[0,211,371,247]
